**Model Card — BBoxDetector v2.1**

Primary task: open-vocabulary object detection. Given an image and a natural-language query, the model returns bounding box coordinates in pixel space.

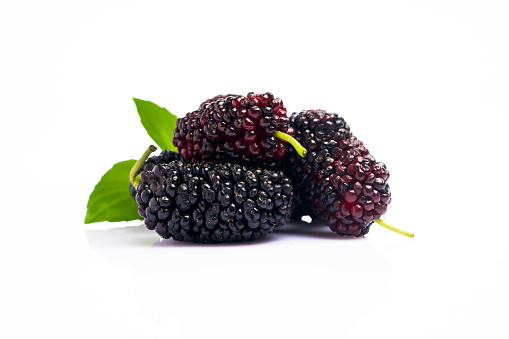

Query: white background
[1,1,508,338]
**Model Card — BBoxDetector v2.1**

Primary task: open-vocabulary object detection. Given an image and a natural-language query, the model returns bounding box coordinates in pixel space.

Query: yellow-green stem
[129,145,157,188]
[273,131,307,157]
[374,219,414,238]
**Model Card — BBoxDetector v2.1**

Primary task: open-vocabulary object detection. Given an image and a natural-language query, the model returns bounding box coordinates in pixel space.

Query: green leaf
[84,160,143,224]
[133,98,178,152]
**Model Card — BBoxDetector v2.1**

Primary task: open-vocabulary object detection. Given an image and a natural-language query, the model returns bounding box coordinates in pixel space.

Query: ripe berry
[135,161,294,243]
[172,92,300,165]
[284,110,391,236]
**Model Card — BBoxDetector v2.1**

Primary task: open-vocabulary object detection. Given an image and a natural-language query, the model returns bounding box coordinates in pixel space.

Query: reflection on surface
[85,223,156,247]
[84,219,391,339]
[85,219,365,249]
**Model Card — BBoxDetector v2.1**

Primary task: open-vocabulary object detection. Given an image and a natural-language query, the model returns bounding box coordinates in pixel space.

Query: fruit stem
[374,219,414,238]
[129,145,157,188]
[273,131,307,157]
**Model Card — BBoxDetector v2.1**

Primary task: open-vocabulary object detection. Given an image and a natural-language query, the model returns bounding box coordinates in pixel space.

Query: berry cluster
[285,110,391,236]
[126,95,404,243]
[172,92,291,164]
[135,161,293,243]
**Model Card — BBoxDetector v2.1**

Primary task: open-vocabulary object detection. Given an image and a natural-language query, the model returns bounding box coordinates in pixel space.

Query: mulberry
[135,161,294,243]
[285,110,391,236]
[172,92,303,165]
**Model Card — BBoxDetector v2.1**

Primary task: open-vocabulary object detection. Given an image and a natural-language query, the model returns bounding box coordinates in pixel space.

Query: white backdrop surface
[1,1,508,338]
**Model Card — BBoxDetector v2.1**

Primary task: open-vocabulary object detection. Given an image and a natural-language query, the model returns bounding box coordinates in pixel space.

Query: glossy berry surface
[284,110,391,236]
[135,161,294,243]
[129,150,183,199]
[290,109,352,152]
[172,92,291,165]
[200,94,238,108]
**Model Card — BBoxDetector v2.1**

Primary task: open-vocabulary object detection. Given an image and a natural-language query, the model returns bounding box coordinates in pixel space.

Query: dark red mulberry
[172,92,294,165]
[284,110,391,236]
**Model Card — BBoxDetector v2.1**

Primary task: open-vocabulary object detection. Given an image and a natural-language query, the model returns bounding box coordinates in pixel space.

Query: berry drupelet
[285,110,391,236]
[200,94,238,108]
[134,161,294,243]
[129,150,184,199]
[289,109,352,152]
[172,92,302,165]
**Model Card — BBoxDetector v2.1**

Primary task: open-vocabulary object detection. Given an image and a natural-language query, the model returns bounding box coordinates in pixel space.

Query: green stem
[273,131,307,157]
[129,145,157,188]
[374,219,414,238]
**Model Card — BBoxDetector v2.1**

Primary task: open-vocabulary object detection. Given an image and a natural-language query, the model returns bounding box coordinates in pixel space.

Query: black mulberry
[135,161,294,243]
